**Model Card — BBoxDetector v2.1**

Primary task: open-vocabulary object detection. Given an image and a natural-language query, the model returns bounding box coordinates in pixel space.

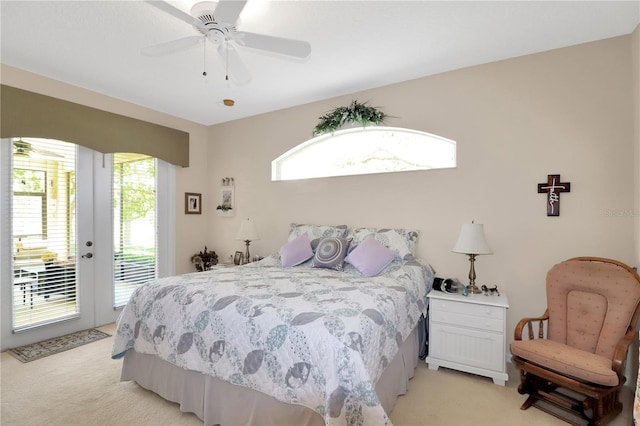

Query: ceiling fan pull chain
[202,37,207,77]
[225,40,230,82]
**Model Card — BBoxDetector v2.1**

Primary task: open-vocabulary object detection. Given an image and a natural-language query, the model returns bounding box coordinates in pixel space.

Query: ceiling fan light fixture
[191,1,218,19]
[12,137,64,159]
[223,98,235,107]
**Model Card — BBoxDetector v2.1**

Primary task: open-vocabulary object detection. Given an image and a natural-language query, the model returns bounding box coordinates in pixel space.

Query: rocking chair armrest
[611,325,635,375]
[514,309,549,340]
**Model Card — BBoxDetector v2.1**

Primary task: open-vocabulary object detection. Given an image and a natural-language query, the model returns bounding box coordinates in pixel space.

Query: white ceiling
[1,1,638,126]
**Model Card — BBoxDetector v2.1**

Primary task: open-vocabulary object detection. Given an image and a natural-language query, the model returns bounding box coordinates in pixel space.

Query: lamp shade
[236,218,260,241]
[452,223,492,255]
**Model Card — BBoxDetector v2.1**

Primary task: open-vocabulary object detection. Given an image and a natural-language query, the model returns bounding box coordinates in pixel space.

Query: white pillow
[347,227,418,259]
[288,223,348,242]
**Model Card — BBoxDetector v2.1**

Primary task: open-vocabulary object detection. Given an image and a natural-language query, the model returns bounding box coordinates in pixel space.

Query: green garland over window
[314,100,386,135]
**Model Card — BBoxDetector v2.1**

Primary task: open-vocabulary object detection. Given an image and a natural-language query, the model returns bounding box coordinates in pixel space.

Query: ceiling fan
[142,0,312,84]
[13,138,63,159]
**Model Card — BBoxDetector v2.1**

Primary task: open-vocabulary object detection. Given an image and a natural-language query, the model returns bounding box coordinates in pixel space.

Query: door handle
[82,253,93,259]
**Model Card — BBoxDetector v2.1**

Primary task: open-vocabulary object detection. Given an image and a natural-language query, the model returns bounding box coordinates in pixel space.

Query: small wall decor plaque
[216,177,235,217]
[537,174,571,216]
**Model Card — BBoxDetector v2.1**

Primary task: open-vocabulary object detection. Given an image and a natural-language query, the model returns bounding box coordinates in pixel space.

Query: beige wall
[209,35,636,347]
[630,23,639,387]
[634,25,640,268]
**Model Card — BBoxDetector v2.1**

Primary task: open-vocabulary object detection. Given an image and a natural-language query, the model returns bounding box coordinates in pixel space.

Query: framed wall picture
[185,192,202,214]
[217,186,234,217]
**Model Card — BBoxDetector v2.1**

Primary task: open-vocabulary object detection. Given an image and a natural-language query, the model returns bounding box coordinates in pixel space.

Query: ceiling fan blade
[234,32,311,58]
[218,44,251,85]
[145,0,206,31]
[141,36,204,56]
[213,0,247,25]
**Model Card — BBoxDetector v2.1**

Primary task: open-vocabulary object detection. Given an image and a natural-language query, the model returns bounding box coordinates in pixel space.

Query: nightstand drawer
[429,323,504,372]
[431,309,503,332]
[430,298,504,320]
[426,292,509,386]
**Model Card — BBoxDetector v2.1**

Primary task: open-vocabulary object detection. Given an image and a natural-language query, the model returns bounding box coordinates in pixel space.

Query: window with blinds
[113,153,157,307]
[11,138,77,330]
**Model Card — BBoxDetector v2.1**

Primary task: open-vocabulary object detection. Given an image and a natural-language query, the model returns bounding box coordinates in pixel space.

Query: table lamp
[236,218,260,263]
[452,222,493,294]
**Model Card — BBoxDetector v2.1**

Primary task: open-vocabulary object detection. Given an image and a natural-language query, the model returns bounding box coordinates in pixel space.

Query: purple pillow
[279,233,314,267]
[345,235,396,277]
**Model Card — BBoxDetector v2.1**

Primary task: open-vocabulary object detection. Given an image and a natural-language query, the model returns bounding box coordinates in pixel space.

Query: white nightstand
[425,291,510,386]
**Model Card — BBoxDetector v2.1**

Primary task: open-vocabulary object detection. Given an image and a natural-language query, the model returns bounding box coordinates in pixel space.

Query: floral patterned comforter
[112,256,432,425]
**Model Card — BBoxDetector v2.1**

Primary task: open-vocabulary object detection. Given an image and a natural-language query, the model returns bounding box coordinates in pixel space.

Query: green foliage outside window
[13,169,46,193]
[114,157,155,222]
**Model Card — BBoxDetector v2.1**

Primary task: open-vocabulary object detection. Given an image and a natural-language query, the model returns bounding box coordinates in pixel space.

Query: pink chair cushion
[511,339,618,386]
[546,259,640,359]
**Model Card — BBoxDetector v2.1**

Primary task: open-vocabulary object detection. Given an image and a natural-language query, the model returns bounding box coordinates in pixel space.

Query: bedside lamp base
[466,253,483,294]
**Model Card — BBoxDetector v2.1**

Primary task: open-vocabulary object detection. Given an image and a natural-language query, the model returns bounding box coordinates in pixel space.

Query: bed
[112,225,433,425]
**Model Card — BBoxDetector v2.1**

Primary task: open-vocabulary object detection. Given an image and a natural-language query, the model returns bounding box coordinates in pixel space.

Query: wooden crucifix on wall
[537,174,571,216]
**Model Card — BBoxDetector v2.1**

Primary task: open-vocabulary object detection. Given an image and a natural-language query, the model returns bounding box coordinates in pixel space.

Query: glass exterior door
[11,139,82,330]
[112,153,157,308]
[1,138,172,350]
[1,139,96,349]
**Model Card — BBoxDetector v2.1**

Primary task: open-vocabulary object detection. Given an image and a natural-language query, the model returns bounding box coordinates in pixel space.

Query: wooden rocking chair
[510,257,640,426]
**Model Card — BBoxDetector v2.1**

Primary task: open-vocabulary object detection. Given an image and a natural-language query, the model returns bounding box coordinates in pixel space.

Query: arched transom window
[272,126,456,181]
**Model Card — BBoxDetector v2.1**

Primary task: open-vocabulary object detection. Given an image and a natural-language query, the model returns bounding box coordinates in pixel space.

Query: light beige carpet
[0,322,634,425]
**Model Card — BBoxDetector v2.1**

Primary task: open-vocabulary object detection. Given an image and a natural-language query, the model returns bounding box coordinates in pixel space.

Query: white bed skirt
[121,326,420,425]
